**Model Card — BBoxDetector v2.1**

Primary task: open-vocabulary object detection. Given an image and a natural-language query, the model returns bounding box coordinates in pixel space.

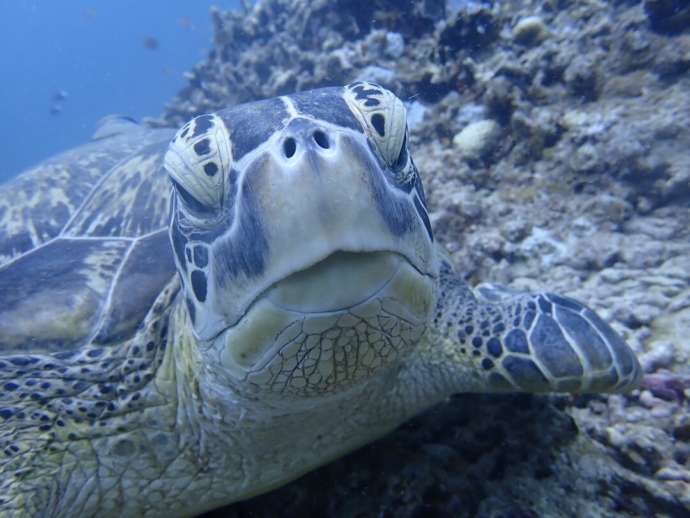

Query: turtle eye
[344,81,407,167]
[391,131,417,188]
[393,132,409,171]
[169,178,215,215]
[164,113,232,213]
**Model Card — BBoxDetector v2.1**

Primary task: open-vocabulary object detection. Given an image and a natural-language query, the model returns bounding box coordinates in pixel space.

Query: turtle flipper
[426,262,642,395]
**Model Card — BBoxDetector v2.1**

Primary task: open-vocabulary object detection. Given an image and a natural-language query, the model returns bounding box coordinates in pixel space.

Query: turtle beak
[264,251,404,313]
[184,120,436,343]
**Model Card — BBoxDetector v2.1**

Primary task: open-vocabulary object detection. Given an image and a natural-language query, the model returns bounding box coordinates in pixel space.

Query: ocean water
[0,0,239,182]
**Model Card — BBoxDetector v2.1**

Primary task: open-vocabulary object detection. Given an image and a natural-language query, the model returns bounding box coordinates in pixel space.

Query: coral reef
[160,0,690,515]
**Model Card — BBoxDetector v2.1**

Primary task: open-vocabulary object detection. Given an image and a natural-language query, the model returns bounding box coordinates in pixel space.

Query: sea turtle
[0,83,642,517]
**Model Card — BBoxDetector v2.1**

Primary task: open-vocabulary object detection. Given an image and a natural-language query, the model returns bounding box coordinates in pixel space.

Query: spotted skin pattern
[0,280,178,515]
[429,258,641,394]
[0,85,642,517]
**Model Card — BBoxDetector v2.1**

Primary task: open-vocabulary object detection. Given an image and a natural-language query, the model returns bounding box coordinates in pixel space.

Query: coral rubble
[161,1,690,515]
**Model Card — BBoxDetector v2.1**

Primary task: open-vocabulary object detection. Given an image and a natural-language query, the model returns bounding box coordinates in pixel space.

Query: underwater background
[1,0,240,181]
[1,0,690,516]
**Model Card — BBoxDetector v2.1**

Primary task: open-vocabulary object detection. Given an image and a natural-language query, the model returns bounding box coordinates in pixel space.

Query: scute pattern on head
[219,97,288,161]
[289,88,361,132]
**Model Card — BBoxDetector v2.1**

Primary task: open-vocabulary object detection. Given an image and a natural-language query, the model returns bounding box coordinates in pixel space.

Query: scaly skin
[0,283,420,517]
[0,280,181,517]
[0,256,641,517]
[0,84,641,517]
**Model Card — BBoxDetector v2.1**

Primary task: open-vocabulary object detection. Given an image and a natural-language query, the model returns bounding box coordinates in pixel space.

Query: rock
[652,33,690,78]
[468,229,505,260]
[512,16,548,46]
[644,0,690,34]
[519,227,568,267]
[510,108,563,157]
[650,404,674,419]
[641,373,690,402]
[384,32,405,58]
[452,119,501,159]
[625,216,683,241]
[500,219,531,243]
[673,415,690,441]
[158,1,690,516]
[655,466,690,482]
[438,3,499,56]
[355,65,396,86]
[616,303,662,328]
[405,100,426,130]
[639,389,665,409]
[639,341,675,373]
[564,55,601,101]
[619,234,667,269]
[455,103,487,127]
[569,231,622,270]
[421,443,459,466]
[605,424,670,475]
[483,77,517,123]
[569,143,601,174]
[449,190,483,220]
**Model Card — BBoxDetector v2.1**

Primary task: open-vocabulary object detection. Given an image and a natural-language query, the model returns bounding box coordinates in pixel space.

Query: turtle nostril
[313,130,330,149]
[283,137,297,158]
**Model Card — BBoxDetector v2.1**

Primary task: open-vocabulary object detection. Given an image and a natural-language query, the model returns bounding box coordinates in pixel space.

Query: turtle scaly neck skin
[0,277,189,517]
[157,253,643,518]
[0,254,642,517]
[152,295,408,516]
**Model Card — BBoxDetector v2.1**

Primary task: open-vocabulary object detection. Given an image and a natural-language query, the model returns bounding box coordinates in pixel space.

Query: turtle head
[164,83,437,403]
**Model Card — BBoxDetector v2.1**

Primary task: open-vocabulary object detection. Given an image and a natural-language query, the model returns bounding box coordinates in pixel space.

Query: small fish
[52,90,68,102]
[50,104,63,116]
[143,36,159,50]
[178,16,195,31]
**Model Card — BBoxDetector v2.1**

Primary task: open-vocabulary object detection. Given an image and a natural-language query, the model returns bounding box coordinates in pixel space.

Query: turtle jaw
[263,251,405,313]
[213,250,436,398]
[171,114,439,344]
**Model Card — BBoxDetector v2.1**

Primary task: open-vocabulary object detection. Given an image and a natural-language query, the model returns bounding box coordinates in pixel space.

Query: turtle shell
[0,120,178,354]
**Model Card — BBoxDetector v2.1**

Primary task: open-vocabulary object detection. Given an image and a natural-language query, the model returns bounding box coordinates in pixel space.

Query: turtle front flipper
[422,261,642,396]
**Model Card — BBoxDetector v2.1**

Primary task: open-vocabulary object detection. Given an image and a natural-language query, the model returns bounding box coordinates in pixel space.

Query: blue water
[1,0,240,182]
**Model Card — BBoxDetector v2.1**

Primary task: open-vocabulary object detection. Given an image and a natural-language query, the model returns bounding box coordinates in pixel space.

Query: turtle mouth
[202,250,429,343]
[263,251,404,314]
[217,250,436,380]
